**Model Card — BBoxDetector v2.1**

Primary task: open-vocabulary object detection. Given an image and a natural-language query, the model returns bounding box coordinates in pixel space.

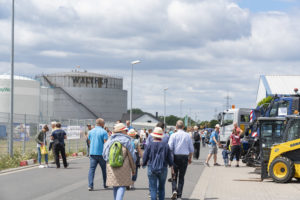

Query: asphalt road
[0,146,208,200]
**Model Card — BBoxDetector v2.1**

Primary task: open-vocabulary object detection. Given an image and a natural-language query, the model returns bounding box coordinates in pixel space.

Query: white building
[256,75,300,104]
[121,113,161,129]
[0,75,40,116]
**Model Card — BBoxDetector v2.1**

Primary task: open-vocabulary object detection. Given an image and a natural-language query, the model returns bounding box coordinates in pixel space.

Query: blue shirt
[88,126,108,155]
[51,129,66,145]
[209,131,219,146]
[168,129,194,155]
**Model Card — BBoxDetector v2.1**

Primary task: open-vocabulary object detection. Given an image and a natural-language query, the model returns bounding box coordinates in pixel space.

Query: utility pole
[225,92,232,110]
[9,0,15,157]
[179,99,184,118]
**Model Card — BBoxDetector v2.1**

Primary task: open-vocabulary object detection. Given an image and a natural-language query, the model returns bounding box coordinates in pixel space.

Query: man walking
[192,126,201,160]
[51,122,68,169]
[88,118,108,191]
[168,120,194,200]
[205,124,221,167]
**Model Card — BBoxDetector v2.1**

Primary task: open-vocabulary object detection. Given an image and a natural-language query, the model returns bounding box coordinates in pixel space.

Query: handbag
[41,145,48,155]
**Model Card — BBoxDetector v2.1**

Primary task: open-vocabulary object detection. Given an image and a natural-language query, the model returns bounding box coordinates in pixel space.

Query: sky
[1,0,300,121]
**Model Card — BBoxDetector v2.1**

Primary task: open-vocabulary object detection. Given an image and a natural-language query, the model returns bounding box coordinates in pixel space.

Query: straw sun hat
[151,127,164,139]
[128,129,137,137]
[114,123,128,133]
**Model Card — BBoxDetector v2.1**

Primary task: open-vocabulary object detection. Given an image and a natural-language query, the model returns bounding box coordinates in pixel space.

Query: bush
[0,151,37,171]
[257,96,273,107]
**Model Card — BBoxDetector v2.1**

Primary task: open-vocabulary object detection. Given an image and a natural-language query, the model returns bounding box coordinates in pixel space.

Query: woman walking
[229,123,243,167]
[103,123,136,200]
[128,129,143,189]
[143,127,173,200]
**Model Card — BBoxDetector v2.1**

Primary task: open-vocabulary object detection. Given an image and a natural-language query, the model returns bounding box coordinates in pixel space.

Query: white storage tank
[0,75,40,116]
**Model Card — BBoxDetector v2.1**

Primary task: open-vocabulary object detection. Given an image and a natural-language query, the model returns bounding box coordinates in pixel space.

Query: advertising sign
[67,126,82,140]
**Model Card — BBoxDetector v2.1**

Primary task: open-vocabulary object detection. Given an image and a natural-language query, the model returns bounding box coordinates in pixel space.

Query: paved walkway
[189,150,300,200]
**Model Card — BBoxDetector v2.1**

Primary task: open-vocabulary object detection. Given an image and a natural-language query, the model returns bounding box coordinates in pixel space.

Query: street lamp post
[179,99,184,118]
[163,88,168,126]
[9,0,15,157]
[130,60,141,125]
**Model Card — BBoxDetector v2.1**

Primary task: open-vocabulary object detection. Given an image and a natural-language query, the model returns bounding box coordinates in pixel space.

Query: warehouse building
[256,75,300,104]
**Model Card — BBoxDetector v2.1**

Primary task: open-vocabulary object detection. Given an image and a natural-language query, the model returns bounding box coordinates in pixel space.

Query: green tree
[127,108,144,114]
[209,119,218,128]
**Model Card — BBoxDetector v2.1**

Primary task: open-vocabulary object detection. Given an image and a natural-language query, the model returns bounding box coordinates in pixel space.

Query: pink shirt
[230,134,241,146]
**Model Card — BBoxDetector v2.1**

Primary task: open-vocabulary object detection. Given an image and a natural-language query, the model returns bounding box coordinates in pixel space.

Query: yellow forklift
[259,116,300,183]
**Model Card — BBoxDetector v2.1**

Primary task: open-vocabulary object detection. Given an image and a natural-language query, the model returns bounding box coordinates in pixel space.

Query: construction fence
[0,112,115,156]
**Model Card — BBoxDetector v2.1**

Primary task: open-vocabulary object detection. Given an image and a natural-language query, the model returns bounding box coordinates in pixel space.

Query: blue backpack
[150,143,164,174]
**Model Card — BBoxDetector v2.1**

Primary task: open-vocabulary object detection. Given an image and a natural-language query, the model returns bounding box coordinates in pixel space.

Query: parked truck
[218,107,252,143]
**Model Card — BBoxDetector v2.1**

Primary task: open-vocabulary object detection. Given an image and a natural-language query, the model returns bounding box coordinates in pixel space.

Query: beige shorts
[208,145,218,154]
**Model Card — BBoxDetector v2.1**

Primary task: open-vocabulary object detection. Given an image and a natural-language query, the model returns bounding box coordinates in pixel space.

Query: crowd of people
[85,119,195,200]
[35,118,244,200]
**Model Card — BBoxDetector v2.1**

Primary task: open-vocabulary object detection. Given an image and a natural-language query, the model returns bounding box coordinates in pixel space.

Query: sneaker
[204,162,210,167]
[44,164,49,168]
[171,191,177,200]
[39,165,45,168]
[214,163,221,166]
[88,187,93,191]
[177,198,182,200]
[64,163,69,168]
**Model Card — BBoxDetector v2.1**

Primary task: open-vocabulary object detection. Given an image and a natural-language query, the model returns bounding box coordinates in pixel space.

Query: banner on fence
[66,126,82,140]
[14,124,30,141]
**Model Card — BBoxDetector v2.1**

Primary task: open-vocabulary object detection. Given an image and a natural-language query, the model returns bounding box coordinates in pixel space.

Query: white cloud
[40,50,75,58]
[1,0,300,120]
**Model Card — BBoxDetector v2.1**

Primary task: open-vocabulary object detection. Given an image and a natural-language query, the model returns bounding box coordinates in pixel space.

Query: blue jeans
[88,155,107,188]
[37,147,48,164]
[132,166,138,182]
[113,186,126,200]
[148,166,168,200]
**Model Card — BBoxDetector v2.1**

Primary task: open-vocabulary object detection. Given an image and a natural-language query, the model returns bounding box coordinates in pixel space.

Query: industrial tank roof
[43,71,122,79]
[0,74,35,81]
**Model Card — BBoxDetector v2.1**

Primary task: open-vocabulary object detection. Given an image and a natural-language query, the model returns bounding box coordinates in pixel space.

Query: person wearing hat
[128,129,142,189]
[103,123,136,200]
[143,127,173,200]
[88,118,108,191]
[204,124,221,167]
